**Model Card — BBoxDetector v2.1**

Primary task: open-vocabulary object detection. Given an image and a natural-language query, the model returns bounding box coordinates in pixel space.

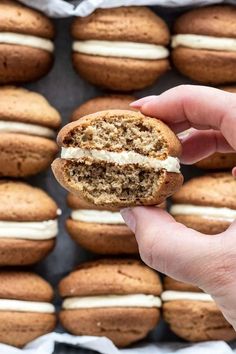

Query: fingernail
[130,95,157,108]
[120,208,136,232]
[232,167,236,178]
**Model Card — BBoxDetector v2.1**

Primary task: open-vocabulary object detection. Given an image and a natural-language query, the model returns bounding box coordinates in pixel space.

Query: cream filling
[172,34,236,52]
[73,40,169,60]
[0,121,55,138]
[61,147,181,173]
[62,294,162,309]
[0,299,55,313]
[161,290,213,302]
[71,209,125,224]
[0,220,58,240]
[170,204,236,222]
[0,32,54,52]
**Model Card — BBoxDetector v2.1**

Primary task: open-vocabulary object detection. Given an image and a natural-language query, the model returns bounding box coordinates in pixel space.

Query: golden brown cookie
[0,270,56,347]
[171,6,236,85]
[52,110,183,207]
[0,180,58,265]
[0,0,55,83]
[170,173,236,234]
[162,276,236,342]
[71,95,136,121]
[71,7,170,91]
[59,259,162,347]
[0,86,61,177]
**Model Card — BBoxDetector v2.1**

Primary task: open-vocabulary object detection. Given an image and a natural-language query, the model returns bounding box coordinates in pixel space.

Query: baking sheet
[20,7,215,354]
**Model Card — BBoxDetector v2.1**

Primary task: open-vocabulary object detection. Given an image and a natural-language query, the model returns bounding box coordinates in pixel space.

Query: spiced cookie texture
[195,86,236,170]
[52,110,183,208]
[71,7,170,91]
[0,86,61,177]
[59,259,162,347]
[0,0,55,83]
[66,193,138,254]
[0,270,56,347]
[162,276,236,342]
[0,180,59,265]
[71,95,136,121]
[171,6,236,85]
[170,173,236,234]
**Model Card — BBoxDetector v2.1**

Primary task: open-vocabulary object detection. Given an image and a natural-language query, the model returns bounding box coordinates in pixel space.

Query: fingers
[131,85,236,151]
[180,130,235,164]
[121,207,219,287]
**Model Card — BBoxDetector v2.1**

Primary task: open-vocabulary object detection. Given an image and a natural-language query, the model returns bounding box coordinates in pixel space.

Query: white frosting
[61,147,181,173]
[71,209,125,224]
[62,294,162,309]
[0,121,55,138]
[172,34,236,52]
[73,40,169,59]
[170,204,236,222]
[0,220,58,240]
[0,299,55,313]
[161,290,213,302]
[0,32,54,52]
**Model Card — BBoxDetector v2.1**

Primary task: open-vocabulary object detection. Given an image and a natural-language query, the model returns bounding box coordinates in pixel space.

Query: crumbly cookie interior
[63,115,168,158]
[64,158,164,205]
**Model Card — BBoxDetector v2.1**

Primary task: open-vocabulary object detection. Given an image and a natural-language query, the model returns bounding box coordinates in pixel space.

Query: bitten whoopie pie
[170,173,236,234]
[0,271,56,347]
[71,94,136,121]
[162,276,236,342]
[52,110,183,207]
[0,86,60,177]
[71,7,170,91]
[0,0,55,84]
[171,6,236,84]
[66,193,138,254]
[0,180,59,266]
[59,259,162,347]
[195,86,236,170]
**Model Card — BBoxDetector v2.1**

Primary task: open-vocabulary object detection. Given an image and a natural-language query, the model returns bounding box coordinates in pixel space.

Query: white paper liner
[0,332,235,354]
[18,0,236,17]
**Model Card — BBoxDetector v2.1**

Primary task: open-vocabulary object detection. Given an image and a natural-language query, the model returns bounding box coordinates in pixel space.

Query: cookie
[170,173,236,234]
[195,86,236,169]
[0,86,61,177]
[0,180,59,265]
[52,110,183,207]
[162,276,236,341]
[59,259,162,347]
[171,6,236,84]
[71,7,170,91]
[0,0,55,83]
[71,94,136,121]
[0,270,56,347]
[66,193,137,254]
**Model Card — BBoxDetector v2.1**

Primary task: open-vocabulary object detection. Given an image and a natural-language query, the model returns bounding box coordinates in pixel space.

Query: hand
[121,85,236,330]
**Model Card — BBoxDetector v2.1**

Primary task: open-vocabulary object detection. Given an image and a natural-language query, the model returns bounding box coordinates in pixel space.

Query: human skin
[121,85,236,330]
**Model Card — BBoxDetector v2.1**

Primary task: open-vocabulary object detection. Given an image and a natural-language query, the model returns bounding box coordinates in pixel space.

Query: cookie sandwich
[59,259,162,347]
[170,173,236,234]
[0,180,59,266]
[162,276,236,341]
[52,110,183,207]
[0,86,60,177]
[71,94,136,121]
[0,0,55,83]
[171,6,236,84]
[0,271,56,347]
[71,7,170,91]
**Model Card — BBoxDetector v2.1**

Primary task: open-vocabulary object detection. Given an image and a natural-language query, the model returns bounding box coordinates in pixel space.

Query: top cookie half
[52,110,183,207]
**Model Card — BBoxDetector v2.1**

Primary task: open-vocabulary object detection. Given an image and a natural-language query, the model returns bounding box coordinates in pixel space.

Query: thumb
[121,207,220,288]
